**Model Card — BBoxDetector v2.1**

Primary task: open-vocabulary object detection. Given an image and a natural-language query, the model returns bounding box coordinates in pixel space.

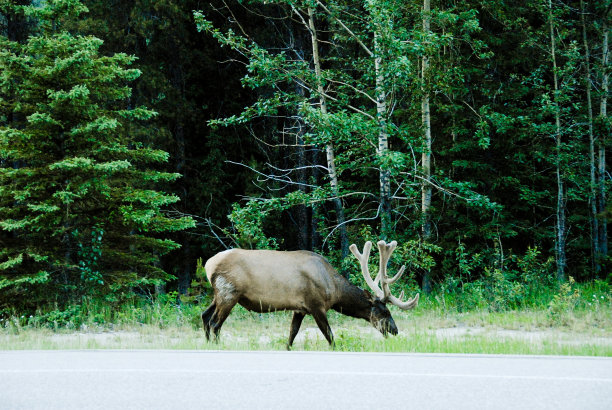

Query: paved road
[0,350,610,409]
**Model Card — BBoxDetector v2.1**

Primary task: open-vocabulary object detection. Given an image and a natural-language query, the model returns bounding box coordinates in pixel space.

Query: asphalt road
[0,350,610,410]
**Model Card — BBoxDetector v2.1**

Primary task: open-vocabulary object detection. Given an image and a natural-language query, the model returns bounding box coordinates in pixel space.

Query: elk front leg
[287,311,305,350]
[311,310,335,348]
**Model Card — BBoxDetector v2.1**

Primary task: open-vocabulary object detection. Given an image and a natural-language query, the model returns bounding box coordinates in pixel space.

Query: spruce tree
[0,0,193,313]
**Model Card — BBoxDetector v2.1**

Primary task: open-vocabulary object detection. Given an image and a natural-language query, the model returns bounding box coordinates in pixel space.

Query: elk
[201,240,419,348]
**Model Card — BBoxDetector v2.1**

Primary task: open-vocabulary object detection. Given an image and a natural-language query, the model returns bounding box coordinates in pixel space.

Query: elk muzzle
[384,317,399,336]
[370,313,398,337]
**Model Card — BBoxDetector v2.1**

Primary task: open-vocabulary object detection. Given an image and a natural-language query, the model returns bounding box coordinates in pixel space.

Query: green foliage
[1,0,610,317]
[228,200,280,249]
[195,257,206,280]
[482,268,527,313]
[438,245,559,313]
[184,257,212,304]
[0,0,194,313]
[548,277,581,324]
[28,304,84,329]
[194,0,514,273]
[74,224,104,286]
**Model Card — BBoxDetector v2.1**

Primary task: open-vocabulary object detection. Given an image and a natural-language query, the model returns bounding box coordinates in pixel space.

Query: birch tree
[548,0,567,281]
[596,5,609,271]
[307,6,349,260]
[581,0,599,273]
[420,0,433,293]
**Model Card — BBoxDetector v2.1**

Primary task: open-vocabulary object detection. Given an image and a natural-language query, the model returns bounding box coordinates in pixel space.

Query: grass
[2,303,611,356]
[2,280,610,355]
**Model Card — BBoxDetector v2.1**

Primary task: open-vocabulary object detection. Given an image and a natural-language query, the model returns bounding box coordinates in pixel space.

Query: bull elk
[201,240,419,348]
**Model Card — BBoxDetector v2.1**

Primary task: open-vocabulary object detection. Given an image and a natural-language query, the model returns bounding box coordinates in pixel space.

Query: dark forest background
[0,0,609,315]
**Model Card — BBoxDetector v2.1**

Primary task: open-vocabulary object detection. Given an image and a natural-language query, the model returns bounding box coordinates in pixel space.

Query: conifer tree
[0,0,193,312]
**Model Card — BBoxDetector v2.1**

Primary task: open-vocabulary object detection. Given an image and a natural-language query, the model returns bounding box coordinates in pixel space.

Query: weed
[548,277,581,325]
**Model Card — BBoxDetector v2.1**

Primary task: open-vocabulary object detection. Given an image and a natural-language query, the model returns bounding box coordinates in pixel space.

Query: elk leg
[311,310,335,348]
[201,302,217,341]
[208,276,240,341]
[287,312,305,349]
[210,299,238,340]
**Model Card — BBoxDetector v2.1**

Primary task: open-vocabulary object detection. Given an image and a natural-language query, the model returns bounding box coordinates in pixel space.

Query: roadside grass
[2,303,611,356]
[2,280,610,355]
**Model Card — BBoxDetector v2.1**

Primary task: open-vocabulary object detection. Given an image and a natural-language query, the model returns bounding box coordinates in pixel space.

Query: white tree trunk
[581,0,599,274]
[549,0,566,281]
[597,16,609,270]
[374,32,392,236]
[308,7,349,263]
[421,0,433,293]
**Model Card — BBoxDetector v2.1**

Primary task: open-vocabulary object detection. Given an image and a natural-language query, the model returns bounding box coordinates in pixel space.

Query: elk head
[349,240,419,336]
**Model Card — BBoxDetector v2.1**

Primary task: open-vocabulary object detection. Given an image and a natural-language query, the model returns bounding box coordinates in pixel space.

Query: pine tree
[0,0,193,312]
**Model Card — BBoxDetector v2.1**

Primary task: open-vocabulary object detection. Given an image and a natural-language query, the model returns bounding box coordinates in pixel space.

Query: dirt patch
[433,326,612,346]
[50,331,142,343]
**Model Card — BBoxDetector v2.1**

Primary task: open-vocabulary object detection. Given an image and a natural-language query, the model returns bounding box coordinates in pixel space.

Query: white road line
[1,368,611,383]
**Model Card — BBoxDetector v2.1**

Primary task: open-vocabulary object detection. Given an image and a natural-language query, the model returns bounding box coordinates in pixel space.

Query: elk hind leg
[210,299,238,340]
[201,302,217,341]
[209,276,239,340]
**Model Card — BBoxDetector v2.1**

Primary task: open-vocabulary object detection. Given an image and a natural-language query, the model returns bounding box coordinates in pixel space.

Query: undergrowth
[2,279,610,331]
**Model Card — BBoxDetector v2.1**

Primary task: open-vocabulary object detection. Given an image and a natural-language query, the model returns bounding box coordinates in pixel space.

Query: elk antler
[350,240,420,310]
[349,241,384,299]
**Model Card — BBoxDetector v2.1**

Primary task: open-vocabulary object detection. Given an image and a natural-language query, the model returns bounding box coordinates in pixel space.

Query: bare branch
[316,0,374,57]
[266,162,329,174]
[226,160,319,189]
[205,217,232,249]
[325,77,379,105]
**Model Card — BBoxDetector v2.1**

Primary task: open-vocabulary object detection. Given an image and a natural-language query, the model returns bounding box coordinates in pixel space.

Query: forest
[0,0,610,322]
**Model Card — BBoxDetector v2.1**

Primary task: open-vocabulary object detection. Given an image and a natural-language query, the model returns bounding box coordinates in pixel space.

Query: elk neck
[330,276,372,320]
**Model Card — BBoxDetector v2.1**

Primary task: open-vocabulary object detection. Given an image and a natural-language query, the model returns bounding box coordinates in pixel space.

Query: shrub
[548,277,581,324]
